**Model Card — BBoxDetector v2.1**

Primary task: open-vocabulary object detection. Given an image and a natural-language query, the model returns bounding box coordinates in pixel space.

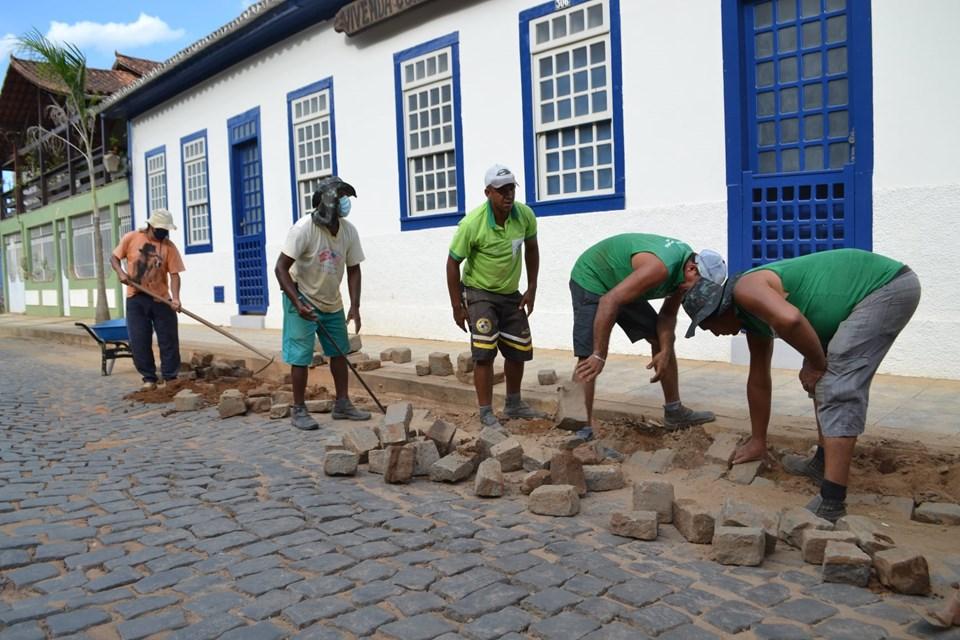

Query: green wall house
[1,180,131,318]
[0,52,160,318]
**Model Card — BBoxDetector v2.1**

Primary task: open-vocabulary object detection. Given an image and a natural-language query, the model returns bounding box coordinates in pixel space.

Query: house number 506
[555,0,571,9]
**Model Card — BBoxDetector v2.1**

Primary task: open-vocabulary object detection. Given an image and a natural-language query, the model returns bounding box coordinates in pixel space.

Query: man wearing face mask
[275,176,370,431]
[111,208,185,391]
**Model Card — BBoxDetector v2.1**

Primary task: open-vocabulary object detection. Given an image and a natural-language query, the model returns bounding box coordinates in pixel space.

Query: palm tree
[18,29,111,322]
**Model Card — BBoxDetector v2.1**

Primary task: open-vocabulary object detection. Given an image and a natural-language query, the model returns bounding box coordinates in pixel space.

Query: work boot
[503,399,547,420]
[805,494,846,523]
[782,453,825,483]
[141,381,157,391]
[332,400,371,421]
[663,404,715,431]
[290,404,319,431]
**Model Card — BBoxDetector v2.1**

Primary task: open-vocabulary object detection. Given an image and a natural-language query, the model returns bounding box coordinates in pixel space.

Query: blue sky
[1,1,260,80]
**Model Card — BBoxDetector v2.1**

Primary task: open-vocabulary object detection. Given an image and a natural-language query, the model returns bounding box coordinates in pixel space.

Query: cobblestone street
[1,339,957,640]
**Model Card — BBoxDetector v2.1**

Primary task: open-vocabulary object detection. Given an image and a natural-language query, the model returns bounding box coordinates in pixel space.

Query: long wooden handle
[124,280,274,362]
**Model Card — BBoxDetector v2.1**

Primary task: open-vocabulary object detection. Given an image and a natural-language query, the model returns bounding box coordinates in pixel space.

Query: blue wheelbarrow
[75,319,133,376]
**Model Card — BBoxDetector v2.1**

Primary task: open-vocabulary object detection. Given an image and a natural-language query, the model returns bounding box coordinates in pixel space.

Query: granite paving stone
[283,597,355,628]
[772,598,840,625]
[522,587,583,616]
[45,608,112,637]
[220,621,287,640]
[167,612,246,640]
[702,602,765,634]
[240,589,305,620]
[753,623,813,640]
[576,597,631,624]
[528,611,600,640]
[290,575,354,598]
[658,624,722,640]
[431,567,505,601]
[392,567,439,591]
[0,621,46,640]
[814,617,890,640]
[514,563,577,589]
[389,592,448,616]
[627,603,692,635]
[6,563,60,588]
[461,606,536,640]
[116,609,188,640]
[446,582,529,622]
[114,594,180,620]
[332,604,397,636]
[380,613,457,640]
[608,580,673,608]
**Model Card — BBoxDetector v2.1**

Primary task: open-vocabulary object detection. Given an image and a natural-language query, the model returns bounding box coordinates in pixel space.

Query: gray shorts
[815,268,921,438]
[570,279,658,358]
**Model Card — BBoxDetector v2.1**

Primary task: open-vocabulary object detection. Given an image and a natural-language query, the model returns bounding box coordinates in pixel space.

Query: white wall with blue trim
[126,0,959,379]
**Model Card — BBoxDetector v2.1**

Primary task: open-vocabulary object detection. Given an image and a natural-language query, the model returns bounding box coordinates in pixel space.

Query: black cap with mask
[311,176,357,226]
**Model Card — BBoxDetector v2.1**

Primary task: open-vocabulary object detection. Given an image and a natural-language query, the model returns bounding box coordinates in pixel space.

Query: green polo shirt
[570,233,693,299]
[449,200,538,295]
[735,249,904,345]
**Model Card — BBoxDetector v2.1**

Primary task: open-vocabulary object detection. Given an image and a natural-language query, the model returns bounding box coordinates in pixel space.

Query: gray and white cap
[695,249,727,285]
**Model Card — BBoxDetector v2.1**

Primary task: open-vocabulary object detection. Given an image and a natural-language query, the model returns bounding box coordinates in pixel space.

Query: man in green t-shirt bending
[683,248,921,522]
[571,233,727,437]
[446,164,543,430]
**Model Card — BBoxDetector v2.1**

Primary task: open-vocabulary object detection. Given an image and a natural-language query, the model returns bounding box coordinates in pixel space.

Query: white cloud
[45,13,185,54]
[0,33,17,60]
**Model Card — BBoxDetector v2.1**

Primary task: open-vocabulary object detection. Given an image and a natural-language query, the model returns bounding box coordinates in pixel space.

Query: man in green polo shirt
[683,248,921,521]
[571,234,727,438]
[446,164,543,430]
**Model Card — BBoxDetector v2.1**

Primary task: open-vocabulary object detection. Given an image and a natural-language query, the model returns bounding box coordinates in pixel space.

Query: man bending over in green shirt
[683,248,920,521]
[446,164,544,430]
[571,234,726,438]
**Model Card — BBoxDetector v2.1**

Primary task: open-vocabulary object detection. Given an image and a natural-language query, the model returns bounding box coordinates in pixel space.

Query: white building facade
[108,0,960,380]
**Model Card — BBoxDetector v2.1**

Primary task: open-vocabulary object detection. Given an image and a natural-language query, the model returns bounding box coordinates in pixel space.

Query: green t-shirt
[735,248,905,344]
[570,233,693,299]
[449,200,538,294]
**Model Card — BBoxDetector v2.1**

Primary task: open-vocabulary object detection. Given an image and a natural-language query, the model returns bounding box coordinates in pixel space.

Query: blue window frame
[144,145,167,215]
[519,0,624,217]
[180,130,213,254]
[286,77,338,222]
[722,0,873,274]
[394,32,466,232]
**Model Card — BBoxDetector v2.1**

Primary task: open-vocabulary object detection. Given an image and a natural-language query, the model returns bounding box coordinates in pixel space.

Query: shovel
[124,280,275,375]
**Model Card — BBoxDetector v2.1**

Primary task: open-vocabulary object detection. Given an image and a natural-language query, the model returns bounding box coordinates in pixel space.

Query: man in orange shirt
[110,209,186,390]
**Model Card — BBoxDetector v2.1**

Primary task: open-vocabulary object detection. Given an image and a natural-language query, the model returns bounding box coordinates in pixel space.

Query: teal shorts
[282,295,350,366]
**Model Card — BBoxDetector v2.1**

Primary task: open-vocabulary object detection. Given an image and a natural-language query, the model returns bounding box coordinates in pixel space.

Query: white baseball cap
[484,164,518,189]
[695,249,727,285]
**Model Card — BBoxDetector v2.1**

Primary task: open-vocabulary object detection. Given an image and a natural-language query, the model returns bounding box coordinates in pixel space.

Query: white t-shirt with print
[282,216,364,313]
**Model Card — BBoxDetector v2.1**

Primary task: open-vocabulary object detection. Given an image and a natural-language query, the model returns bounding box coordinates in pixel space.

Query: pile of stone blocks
[187,352,253,381]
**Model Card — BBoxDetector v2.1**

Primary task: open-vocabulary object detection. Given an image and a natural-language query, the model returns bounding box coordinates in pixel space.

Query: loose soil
[129,375,960,505]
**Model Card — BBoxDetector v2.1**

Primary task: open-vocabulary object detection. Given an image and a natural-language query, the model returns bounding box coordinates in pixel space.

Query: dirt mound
[768,444,960,503]
[598,418,712,469]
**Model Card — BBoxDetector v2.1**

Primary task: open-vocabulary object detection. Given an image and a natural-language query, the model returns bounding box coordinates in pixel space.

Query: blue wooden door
[723,0,873,273]
[228,109,268,314]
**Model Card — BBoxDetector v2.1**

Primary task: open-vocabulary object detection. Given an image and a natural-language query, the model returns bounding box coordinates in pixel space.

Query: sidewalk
[2,313,958,443]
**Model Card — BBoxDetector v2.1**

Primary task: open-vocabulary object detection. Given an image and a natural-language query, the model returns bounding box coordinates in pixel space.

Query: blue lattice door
[228,109,268,314]
[725,0,873,273]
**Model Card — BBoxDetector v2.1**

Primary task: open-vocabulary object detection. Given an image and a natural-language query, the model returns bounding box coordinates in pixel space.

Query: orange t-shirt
[113,230,186,299]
